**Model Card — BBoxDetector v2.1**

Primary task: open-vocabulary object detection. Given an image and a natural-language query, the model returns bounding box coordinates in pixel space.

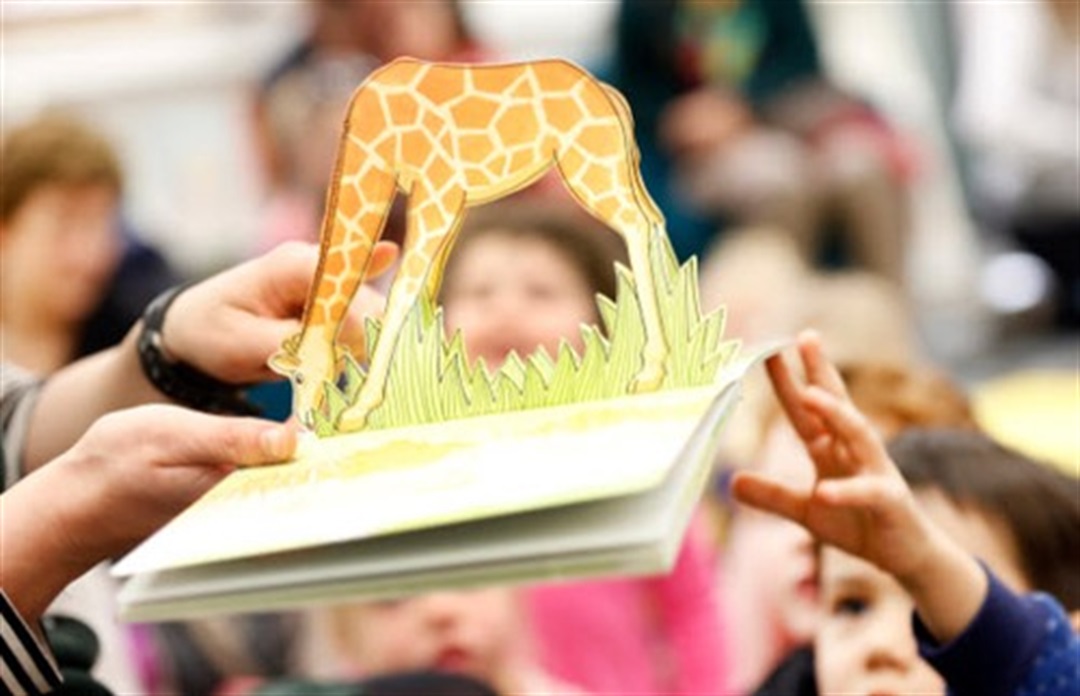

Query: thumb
[731,471,808,525]
[150,409,297,469]
[367,240,399,280]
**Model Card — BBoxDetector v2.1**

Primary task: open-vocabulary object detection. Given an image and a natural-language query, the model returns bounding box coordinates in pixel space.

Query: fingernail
[260,427,294,461]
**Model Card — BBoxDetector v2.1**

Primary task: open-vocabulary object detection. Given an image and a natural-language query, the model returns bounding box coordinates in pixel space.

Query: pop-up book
[115,58,760,621]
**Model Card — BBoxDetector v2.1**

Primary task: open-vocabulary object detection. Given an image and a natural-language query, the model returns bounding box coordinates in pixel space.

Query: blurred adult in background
[251,0,488,253]
[0,116,182,373]
[1,117,124,375]
[613,0,912,284]
[951,0,1079,324]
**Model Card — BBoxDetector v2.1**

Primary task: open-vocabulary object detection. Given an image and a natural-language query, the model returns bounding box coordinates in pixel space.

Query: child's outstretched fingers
[802,385,893,474]
[797,330,848,399]
[731,471,809,525]
[765,353,821,441]
[815,475,902,511]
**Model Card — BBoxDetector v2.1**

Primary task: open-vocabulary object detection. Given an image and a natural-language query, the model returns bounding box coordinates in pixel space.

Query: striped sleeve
[0,589,62,695]
[1,363,44,492]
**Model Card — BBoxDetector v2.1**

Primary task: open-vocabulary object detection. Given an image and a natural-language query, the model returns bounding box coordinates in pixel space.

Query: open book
[116,380,741,621]
[116,58,755,620]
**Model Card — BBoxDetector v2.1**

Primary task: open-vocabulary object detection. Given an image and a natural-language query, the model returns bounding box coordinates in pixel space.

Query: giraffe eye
[294,373,306,385]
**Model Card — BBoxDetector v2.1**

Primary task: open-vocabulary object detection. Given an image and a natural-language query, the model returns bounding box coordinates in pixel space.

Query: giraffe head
[269,333,336,429]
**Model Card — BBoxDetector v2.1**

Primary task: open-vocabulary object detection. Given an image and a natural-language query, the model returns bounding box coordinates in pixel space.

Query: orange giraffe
[271,57,669,431]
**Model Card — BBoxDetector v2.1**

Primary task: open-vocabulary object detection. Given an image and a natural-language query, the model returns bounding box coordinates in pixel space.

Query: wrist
[900,526,988,644]
[137,285,259,416]
[2,464,96,623]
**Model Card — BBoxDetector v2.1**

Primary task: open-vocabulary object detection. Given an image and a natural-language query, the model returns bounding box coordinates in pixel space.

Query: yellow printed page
[115,386,723,576]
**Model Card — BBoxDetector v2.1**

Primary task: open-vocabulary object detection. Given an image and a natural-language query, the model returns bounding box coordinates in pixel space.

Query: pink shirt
[525,516,730,695]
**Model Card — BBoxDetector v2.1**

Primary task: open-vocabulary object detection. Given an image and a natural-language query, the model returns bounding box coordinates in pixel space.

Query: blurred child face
[443,233,598,368]
[730,421,821,643]
[815,493,1031,696]
[1,183,120,323]
[345,590,524,686]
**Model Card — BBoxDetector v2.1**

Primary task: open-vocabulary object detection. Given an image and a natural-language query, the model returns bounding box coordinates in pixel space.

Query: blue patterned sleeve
[1014,595,1080,696]
[913,565,1079,696]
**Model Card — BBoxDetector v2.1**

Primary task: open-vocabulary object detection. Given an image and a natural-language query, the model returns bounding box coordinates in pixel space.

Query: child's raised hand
[732,331,938,584]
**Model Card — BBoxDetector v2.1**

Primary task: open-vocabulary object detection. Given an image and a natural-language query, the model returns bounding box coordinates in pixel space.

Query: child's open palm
[732,331,939,584]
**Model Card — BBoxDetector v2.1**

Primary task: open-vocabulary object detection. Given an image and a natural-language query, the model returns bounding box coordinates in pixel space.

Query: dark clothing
[751,644,817,696]
[612,0,823,260]
[79,230,183,358]
[754,566,1080,696]
[915,568,1080,696]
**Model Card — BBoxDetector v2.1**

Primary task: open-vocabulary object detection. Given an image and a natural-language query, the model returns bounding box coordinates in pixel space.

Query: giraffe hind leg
[554,154,668,393]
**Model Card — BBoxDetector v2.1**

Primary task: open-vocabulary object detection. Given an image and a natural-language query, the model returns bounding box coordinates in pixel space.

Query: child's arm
[731,331,986,644]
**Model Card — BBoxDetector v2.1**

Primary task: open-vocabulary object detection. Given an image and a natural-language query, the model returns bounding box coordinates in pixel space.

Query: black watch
[137,285,260,416]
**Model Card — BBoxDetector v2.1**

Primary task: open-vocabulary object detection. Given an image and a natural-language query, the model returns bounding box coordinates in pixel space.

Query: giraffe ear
[269,350,301,375]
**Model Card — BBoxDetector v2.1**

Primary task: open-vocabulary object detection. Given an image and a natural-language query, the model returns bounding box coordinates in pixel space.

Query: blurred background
[2,0,1075,453]
[3,3,1075,694]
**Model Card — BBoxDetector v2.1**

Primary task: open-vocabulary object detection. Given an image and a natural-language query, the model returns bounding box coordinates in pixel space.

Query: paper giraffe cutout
[270,58,671,432]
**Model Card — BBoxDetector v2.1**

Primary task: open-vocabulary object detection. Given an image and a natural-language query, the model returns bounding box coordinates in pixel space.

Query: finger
[222,315,303,382]
[339,286,388,362]
[803,386,891,472]
[337,318,368,362]
[798,330,849,398]
[352,284,387,319]
[151,410,297,468]
[366,241,399,280]
[815,476,897,512]
[731,471,809,526]
[806,432,846,478]
[258,242,320,316]
[765,353,820,441]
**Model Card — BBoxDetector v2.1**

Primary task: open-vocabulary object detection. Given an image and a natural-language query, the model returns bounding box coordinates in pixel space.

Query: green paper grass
[311,234,738,435]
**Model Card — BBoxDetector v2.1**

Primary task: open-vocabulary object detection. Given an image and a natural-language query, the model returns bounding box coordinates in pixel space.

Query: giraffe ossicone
[270,57,671,433]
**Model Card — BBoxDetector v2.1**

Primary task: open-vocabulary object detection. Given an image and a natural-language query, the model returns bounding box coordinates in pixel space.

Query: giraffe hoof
[336,409,370,433]
[629,365,666,394]
[337,396,384,433]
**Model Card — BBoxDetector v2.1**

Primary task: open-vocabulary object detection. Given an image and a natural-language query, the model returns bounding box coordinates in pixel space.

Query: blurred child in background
[438,200,729,695]
[302,589,579,695]
[722,360,976,693]
[735,332,1080,696]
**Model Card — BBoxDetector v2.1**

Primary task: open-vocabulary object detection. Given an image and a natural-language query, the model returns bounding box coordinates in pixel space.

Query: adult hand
[18,241,395,474]
[659,88,754,158]
[4,404,296,623]
[163,240,398,384]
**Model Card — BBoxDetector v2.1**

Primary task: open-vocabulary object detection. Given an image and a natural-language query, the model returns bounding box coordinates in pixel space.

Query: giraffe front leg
[294,162,396,433]
[338,186,466,431]
[335,274,415,432]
